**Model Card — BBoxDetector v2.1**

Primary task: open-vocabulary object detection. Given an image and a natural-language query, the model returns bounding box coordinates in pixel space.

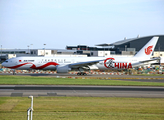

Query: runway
[0,85,164,98]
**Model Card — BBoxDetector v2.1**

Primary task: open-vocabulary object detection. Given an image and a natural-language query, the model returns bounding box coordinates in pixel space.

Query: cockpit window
[5,61,8,63]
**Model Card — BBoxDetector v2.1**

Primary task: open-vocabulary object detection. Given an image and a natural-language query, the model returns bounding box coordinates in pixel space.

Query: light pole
[31,44,33,50]
[1,45,2,57]
[27,45,29,54]
[44,44,46,56]
[27,95,33,120]
[125,45,127,51]
[30,44,33,54]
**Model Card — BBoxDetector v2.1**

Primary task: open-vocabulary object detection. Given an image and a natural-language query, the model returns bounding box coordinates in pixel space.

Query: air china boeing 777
[2,37,159,75]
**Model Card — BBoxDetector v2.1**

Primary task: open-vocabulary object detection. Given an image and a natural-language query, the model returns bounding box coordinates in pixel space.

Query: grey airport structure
[67,35,164,56]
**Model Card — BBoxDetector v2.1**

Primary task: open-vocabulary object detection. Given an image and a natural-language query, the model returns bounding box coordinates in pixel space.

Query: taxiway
[0,85,164,98]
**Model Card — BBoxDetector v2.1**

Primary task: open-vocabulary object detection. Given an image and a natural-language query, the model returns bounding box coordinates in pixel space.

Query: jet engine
[56,65,71,73]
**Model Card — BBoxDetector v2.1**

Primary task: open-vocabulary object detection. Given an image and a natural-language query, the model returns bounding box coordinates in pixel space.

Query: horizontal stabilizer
[139,57,161,63]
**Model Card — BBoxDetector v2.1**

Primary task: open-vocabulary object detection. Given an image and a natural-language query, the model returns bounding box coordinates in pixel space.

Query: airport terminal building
[67,35,164,56]
[101,35,164,54]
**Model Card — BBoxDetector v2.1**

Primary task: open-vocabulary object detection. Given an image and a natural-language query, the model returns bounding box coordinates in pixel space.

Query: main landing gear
[77,67,90,76]
[77,72,87,76]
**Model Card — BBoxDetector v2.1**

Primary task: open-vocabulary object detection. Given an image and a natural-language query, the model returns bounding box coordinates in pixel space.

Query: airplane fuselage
[2,56,143,71]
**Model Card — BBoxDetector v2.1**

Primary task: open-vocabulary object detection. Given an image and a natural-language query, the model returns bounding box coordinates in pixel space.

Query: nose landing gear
[13,70,16,75]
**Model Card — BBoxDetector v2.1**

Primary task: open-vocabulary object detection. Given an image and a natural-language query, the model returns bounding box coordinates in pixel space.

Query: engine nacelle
[56,65,71,73]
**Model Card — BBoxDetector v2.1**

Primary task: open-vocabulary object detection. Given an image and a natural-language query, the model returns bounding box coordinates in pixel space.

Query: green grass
[0,97,164,120]
[0,75,164,86]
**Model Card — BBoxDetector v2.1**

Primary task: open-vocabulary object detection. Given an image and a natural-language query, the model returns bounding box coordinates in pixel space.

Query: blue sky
[0,0,164,49]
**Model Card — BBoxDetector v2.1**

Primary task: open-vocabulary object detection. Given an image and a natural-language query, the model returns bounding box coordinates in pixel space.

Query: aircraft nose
[1,62,5,67]
[2,62,7,67]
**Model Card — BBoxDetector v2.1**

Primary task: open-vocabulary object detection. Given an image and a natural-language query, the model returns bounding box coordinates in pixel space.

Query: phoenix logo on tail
[145,45,153,55]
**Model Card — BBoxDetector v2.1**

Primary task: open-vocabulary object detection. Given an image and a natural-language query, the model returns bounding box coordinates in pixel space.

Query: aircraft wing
[69,59,103,68]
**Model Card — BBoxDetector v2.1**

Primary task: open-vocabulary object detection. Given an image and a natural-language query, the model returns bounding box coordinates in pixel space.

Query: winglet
[134,36,159,58]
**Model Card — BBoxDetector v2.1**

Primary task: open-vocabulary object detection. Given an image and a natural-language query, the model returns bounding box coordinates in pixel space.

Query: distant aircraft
[2,37,159,75]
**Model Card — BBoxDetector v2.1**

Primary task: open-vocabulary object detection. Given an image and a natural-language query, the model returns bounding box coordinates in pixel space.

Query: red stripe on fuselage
[30,62,59,69]
[7,63,33,69]
[6,62,59,69]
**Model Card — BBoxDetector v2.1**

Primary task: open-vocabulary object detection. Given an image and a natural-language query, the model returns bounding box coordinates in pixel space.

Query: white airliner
[2,37,159,75]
